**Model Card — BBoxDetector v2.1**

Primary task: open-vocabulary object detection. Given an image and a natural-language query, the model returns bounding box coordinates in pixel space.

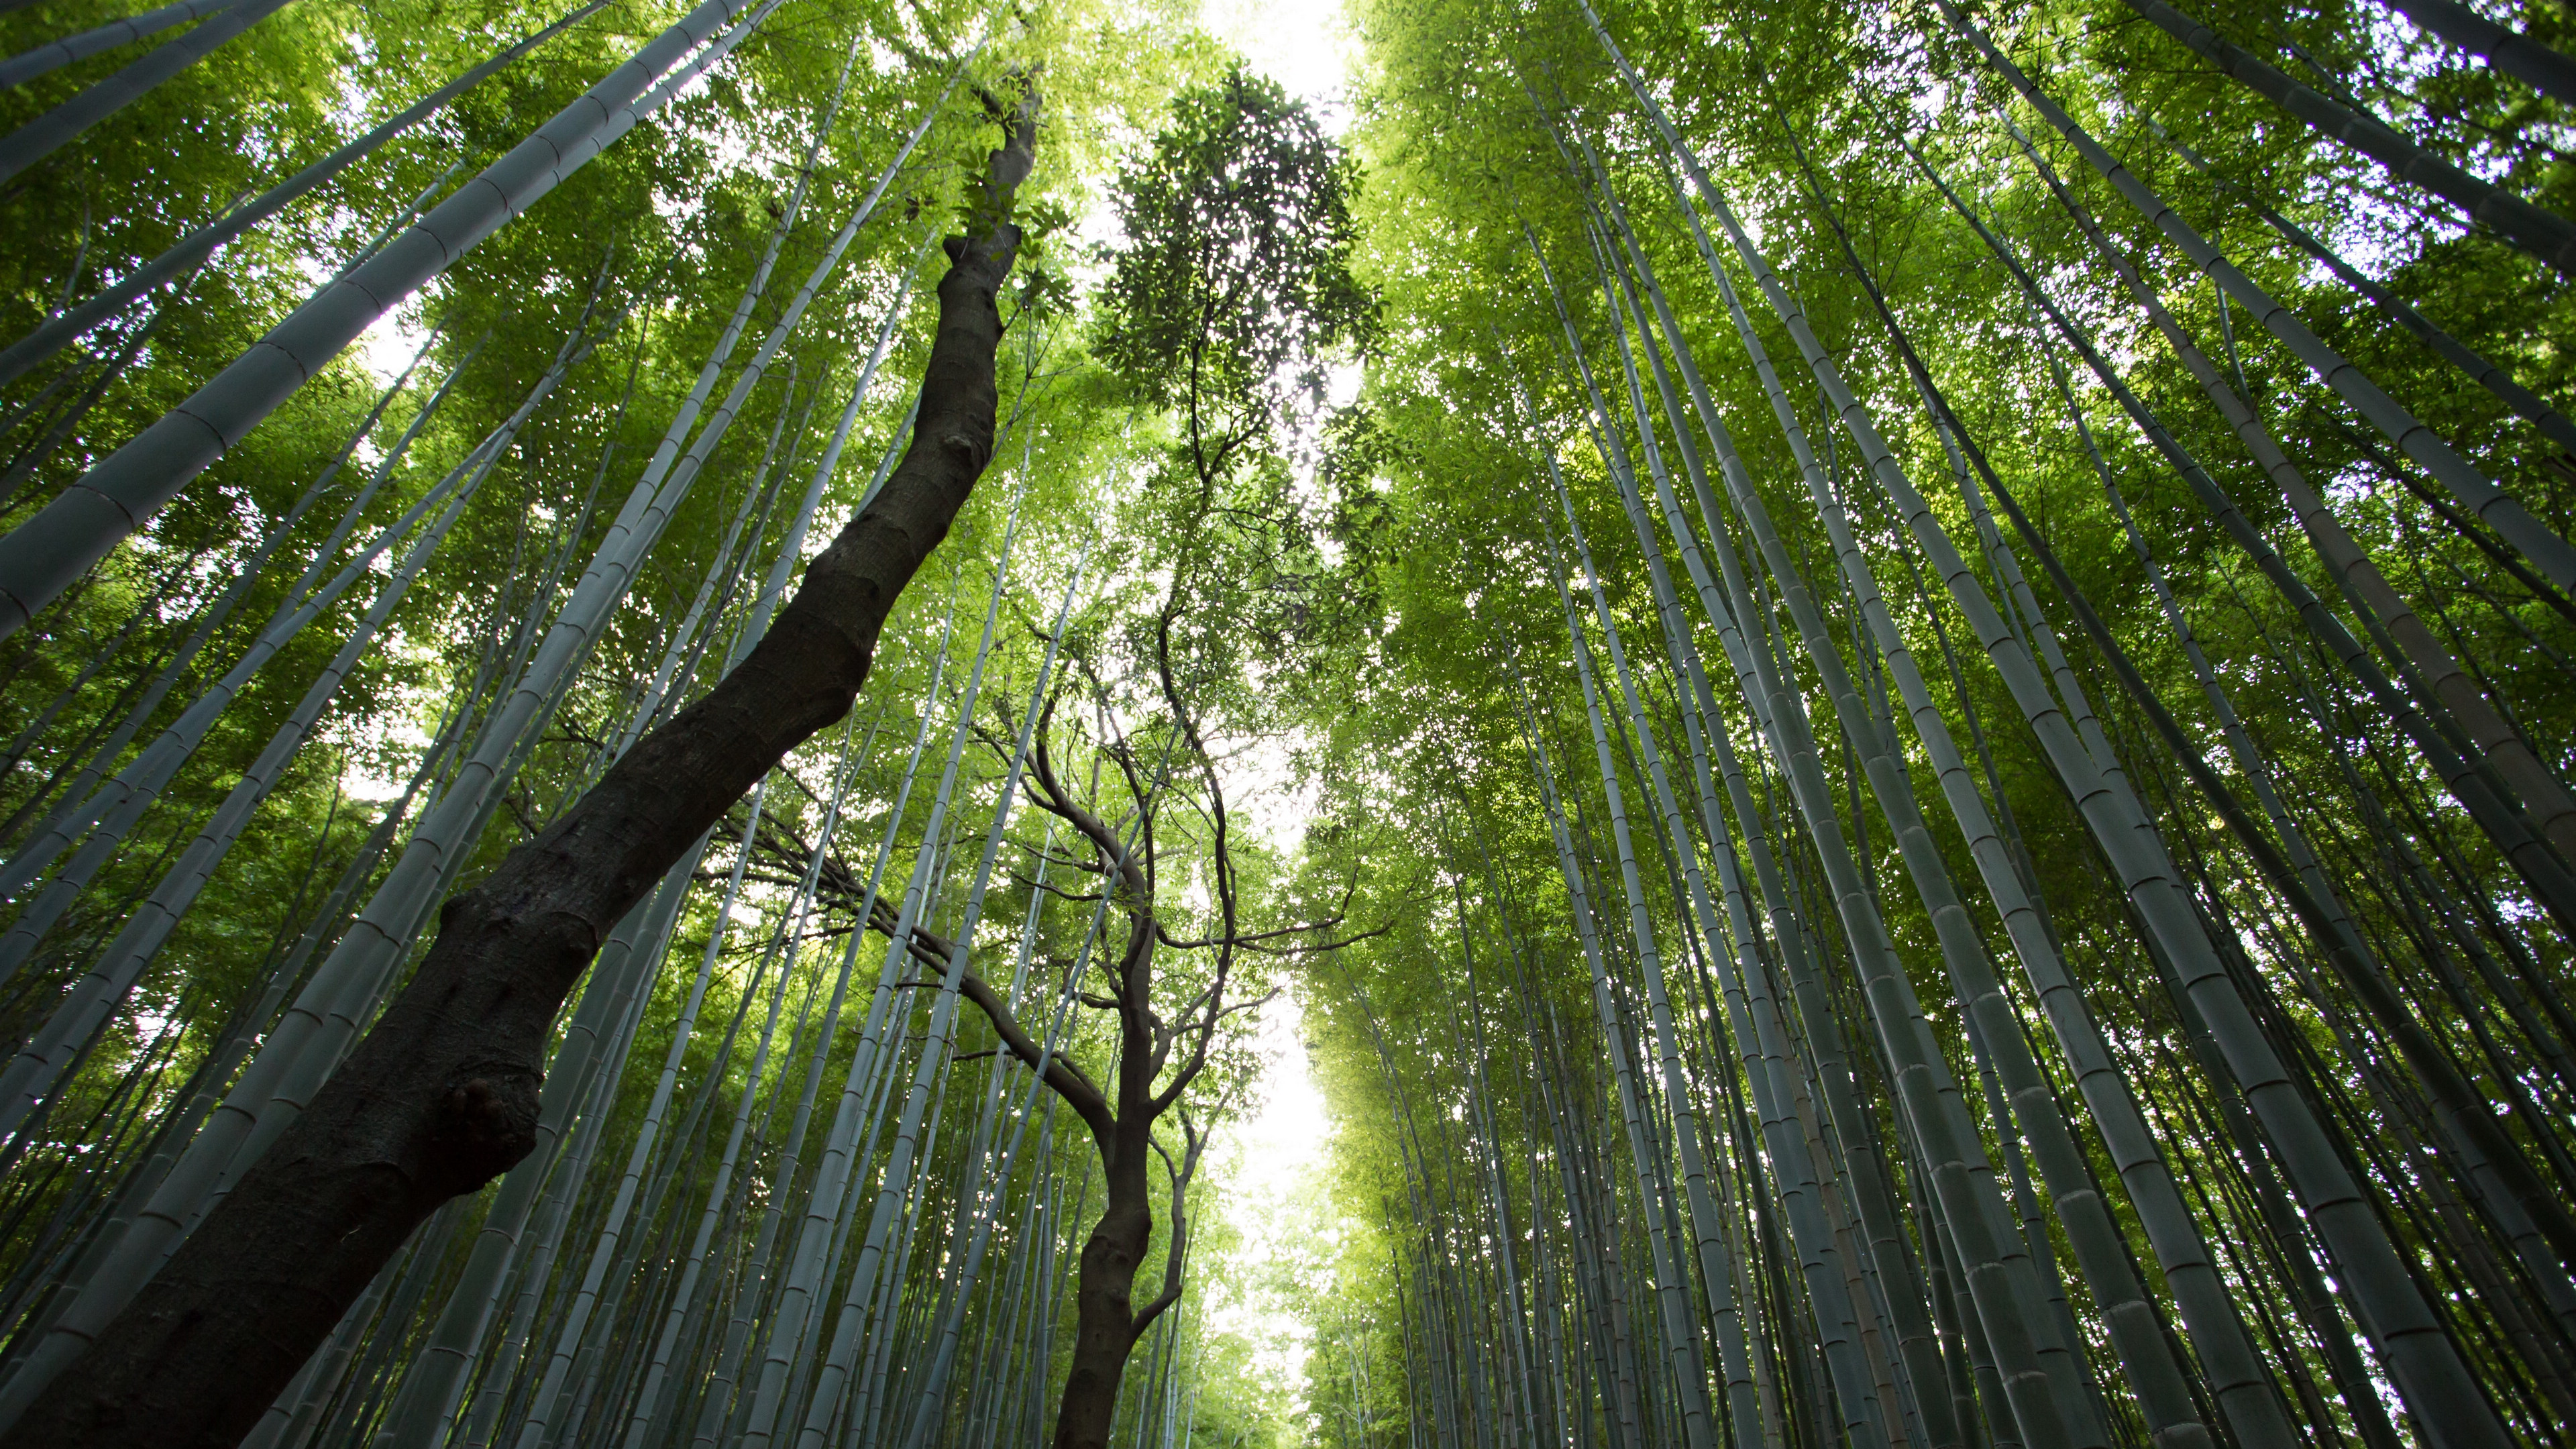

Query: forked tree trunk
[0,87,1039,1449]
[1055,1152,1156,1449]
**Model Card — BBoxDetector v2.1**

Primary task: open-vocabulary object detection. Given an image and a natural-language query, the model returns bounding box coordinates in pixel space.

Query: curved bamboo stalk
[0,0,775,641]
[2386,0,2576,105]
[1940,2,2576,612]
[1581,11,2517,1442]
[0,0,613,390]
[0,0,239,91]
[0,458,492,1145]
[2119,0,2576,274]
[1898,107,2576,935]
[2151,119,2576,459]
[0,0,297,185]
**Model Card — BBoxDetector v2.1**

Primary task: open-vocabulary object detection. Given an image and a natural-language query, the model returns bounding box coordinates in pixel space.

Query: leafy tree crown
[1096,64,1376,433]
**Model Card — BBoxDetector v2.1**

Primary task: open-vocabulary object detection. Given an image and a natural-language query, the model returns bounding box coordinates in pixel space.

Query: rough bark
[1054,1159,1155,1449]
[0,89,1038,1449]
[989,723,1215,1449]
[1040,841,1175,1449]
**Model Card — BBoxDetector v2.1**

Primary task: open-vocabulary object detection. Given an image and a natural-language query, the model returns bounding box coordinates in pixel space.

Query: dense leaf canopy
[0,0,2572,1444]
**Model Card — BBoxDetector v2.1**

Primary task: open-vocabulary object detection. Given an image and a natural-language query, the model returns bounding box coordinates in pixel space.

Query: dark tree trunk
[0,94,1039,1449]
[1053,1184,1154,1449]
[1039,906,1183,1449]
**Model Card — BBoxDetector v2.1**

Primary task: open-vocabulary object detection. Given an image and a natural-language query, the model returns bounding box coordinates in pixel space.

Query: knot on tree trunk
[943,223,1023,285]
[425,1070,539,1193]
[0,72,1053,1449]
[441,883,610,985]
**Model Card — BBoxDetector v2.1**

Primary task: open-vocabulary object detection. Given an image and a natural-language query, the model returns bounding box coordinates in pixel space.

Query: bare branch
[858,894,1114,1138]
[1130,1112,1210,1339]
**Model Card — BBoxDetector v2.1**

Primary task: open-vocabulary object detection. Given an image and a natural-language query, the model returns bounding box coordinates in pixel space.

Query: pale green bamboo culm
[0,0,763,640]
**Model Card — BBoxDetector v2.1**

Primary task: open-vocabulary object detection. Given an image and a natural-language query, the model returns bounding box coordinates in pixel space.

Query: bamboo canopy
[0,0,2571,1445]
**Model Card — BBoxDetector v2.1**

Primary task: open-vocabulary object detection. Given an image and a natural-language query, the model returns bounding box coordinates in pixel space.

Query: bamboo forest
[11,0,2576,1441]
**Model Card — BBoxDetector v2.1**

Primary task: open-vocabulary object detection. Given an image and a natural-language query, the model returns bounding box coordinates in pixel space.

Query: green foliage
[1256,0,2576,1440]
[1085,66,1388,761]
[1099,64,1376,427]
[7,0,2576,1439]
